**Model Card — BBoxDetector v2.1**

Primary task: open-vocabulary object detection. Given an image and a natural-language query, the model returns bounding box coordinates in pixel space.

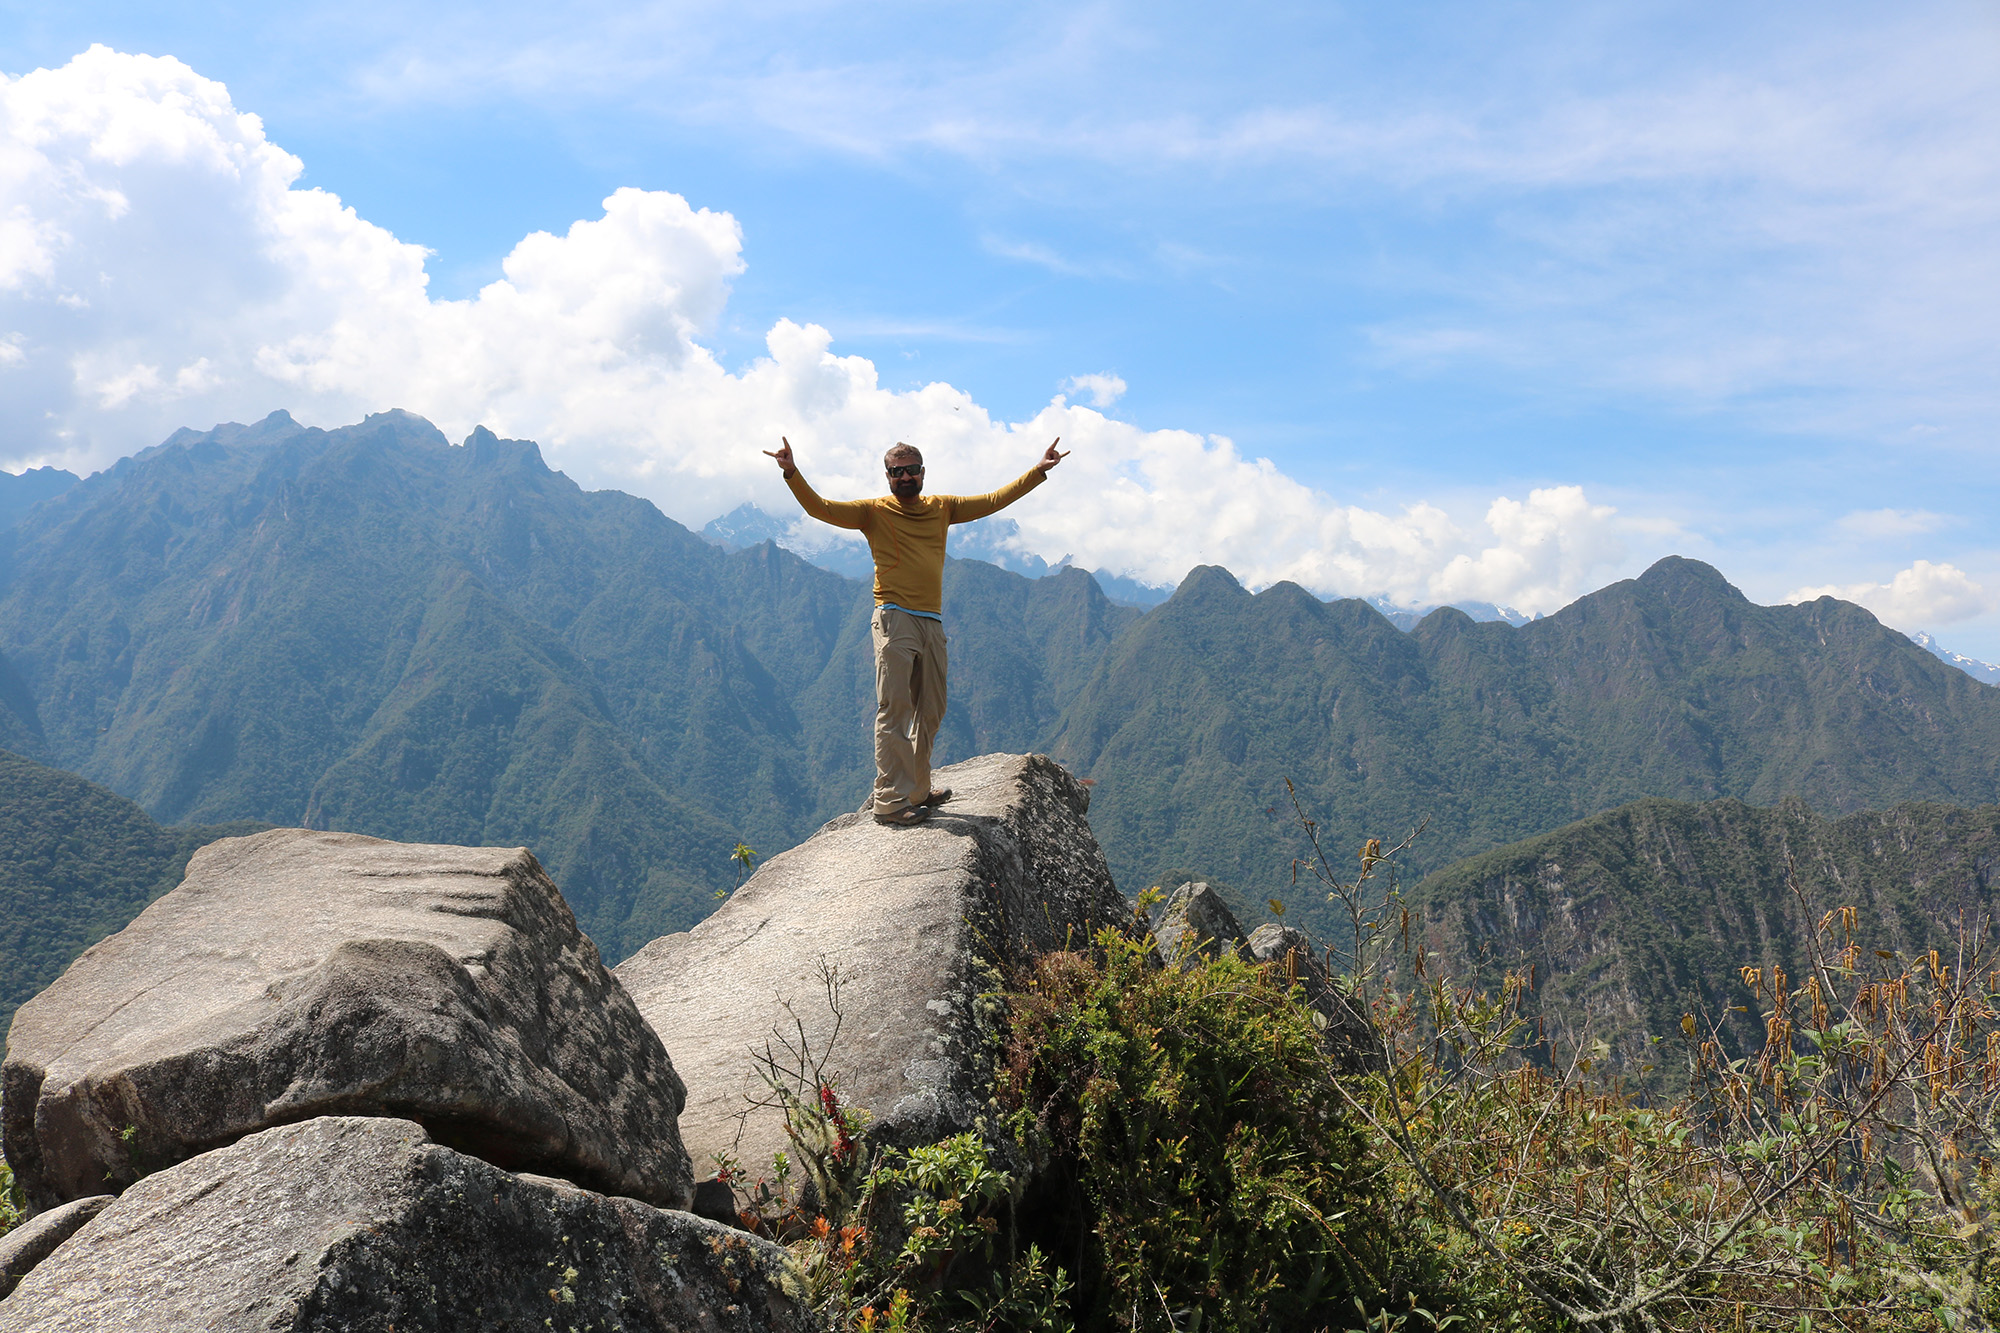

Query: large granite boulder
[617,752,1126,1176]
[2,829,691,1212]
[1150,881,1252,967]
[0,1196,111,1300]
[0,1116,806,1332]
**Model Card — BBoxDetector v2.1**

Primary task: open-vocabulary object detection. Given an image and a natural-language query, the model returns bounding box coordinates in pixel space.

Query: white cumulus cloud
[1787,560,1995,629]
[1060,372,1126,408]
[0,46,1655,615]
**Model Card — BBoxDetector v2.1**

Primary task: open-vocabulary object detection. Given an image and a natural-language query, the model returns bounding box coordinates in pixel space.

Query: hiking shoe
[874,805,931,826]
[921,787,954,807]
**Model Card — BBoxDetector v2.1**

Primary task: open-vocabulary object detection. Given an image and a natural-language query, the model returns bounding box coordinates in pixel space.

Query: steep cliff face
[1413,797,2000,1083]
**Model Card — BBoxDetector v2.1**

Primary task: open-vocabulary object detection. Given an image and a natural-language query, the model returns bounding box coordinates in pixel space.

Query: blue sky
[3,1,1998,652]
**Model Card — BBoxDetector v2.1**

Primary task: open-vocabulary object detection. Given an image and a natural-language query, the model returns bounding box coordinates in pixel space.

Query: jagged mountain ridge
[4,410,1998,951]
[0,465,78,532]
[1910,631,2000,686]
[0,411,1137,955]
[1056,558,2000,932]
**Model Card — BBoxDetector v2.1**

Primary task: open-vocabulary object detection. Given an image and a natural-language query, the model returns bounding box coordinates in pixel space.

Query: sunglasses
[886,464,924,479]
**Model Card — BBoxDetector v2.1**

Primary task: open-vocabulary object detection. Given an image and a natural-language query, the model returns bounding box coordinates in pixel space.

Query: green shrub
[0,1157,19,1239]
[996,928,1448,1332]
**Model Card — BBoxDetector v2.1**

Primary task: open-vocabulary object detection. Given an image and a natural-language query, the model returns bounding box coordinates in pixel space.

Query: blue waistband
[877,602,943,623]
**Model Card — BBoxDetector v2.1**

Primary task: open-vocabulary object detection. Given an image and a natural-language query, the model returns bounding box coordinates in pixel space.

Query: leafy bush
[735,934,1452,1332]
[730,796,2000,1332]
[997,929,1445,1331]
[0,1158,19,1240]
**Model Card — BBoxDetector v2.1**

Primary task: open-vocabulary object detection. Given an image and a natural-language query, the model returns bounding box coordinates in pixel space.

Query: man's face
[886,453,925,500]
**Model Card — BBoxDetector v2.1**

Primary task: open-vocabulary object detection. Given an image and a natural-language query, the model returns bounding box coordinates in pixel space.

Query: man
[764,435,1068,825]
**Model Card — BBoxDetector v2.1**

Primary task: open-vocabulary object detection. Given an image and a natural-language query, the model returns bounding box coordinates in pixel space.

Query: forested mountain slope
[0,748,266,1038]
[0,410,1136,955]
[1407,796,2000,1085]
[1057,559,2000,935]
[6,410,1996,955]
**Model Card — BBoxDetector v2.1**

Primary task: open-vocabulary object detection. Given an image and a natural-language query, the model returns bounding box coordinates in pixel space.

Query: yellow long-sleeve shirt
[784,466,1046,616]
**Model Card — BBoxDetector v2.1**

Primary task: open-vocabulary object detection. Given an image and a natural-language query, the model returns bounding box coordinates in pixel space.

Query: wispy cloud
[149,0,2000,448]
[979,234,1127,279]
[1836,508,1958,539]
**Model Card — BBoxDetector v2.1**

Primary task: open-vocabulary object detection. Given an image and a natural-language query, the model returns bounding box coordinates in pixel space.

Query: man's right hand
[763,437,795,476]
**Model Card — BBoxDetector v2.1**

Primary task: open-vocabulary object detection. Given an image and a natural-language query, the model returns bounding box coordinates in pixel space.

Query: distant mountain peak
[460,425,551,474]
[1635,555,1743,601]
[0,465,80,531]
[1171,565,1247,601]
[701,503,792,550]
[1908,631,2000,686]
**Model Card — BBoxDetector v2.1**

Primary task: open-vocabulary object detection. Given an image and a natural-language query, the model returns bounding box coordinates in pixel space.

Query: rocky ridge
[616,751,1128,1176]
[3,828,692,1211]
[0,751,1114,1328]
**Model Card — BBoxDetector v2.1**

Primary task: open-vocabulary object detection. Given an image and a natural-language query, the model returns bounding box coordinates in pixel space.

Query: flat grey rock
[3,829,690,1211]
[617,752,1126,1176]
[1152,882,1251,968]
[0,1116,806,1333]
[0,1194,111,1299]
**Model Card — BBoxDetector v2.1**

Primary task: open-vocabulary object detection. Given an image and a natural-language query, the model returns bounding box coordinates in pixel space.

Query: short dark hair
[884,443,923,468]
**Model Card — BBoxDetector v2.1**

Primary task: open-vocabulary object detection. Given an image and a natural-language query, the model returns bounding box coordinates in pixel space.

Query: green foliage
[1290,796,2000,1330]
[0,1156,21,1239]
[728,935,1449,1332]
[997,929,1436,1332]
[735,854,2000,1332]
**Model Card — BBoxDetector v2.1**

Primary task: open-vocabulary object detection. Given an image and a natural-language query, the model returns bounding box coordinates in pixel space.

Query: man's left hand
[1037,438,1070,473]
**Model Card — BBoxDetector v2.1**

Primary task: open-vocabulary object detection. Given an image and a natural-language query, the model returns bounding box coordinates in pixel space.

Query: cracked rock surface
[2,829,691,1211]
[617,753,1126,1174]
[0,1116,804,1333]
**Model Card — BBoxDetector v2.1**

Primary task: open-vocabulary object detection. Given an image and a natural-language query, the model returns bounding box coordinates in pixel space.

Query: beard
[890,478,924,500]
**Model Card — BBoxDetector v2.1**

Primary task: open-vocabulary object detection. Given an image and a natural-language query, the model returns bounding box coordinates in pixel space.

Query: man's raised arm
[948,438,1068,524]
[764,436,871,530]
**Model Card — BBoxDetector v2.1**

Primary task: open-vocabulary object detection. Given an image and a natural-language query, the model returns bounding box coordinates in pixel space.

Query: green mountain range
[0,411,1136,956]
[4,410,1997,960]
[0,747,266,1037]
[1057,558,2000,936]
[1409,795,2000,1087]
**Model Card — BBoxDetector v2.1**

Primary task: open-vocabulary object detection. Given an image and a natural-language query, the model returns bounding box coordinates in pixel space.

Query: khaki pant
[871,607,947,815]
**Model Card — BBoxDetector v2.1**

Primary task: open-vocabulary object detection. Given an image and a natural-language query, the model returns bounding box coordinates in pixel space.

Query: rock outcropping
[0,1116,805,1333]
[1149,884,1380,1074]
[2,829,692,1211]
[1152,881,1252,966]
[1245,924,1382,1075]
[617,752,1127,1175]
